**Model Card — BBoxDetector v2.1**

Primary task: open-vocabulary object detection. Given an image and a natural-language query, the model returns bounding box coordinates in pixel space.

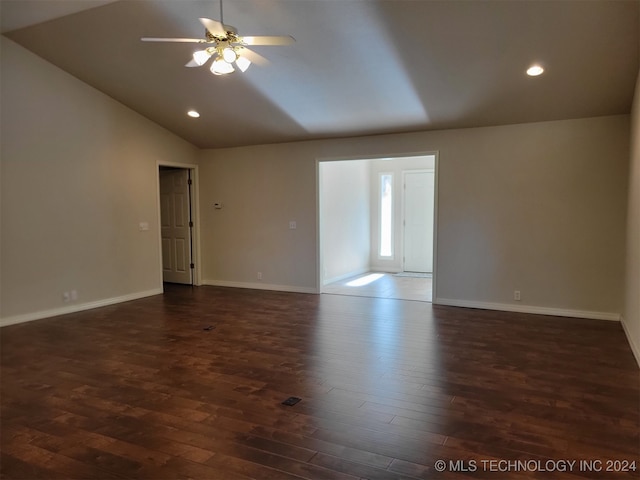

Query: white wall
[320,160,371,284]
[199,115,629,319]
[0,38,198,324]
[623,69,640,365]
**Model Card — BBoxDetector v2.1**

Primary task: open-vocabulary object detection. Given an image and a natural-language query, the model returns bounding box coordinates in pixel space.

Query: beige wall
[1,35,632,329]
[200,115,629,319]
[0,38,198,323]
[198,143,318,292]
[624,69,640,364]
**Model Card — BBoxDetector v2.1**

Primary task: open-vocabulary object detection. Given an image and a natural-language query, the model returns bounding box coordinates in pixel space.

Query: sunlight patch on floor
[346,273,385,287]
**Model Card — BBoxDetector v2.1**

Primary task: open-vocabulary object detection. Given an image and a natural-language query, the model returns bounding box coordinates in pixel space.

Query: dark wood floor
[1,285,638,479]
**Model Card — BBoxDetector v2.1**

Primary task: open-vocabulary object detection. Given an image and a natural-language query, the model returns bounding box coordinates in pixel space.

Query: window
[379,173,393,257]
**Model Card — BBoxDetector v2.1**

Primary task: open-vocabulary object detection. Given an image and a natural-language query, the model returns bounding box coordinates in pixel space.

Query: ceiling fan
[141,1,295,75]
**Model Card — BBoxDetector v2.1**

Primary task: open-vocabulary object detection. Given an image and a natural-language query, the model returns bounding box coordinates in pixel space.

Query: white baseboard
[369,266,402,274]
[203,279,317,294]
[0,288,163,328]
[620,316,640,368]
[433,297,621,322]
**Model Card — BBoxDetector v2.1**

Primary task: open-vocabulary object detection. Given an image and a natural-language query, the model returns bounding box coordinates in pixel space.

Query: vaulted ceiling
[2,0,638,148]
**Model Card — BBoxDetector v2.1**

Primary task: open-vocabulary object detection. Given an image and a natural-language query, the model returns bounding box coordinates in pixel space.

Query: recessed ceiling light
[187,110,200,118]
[526,65,544,76]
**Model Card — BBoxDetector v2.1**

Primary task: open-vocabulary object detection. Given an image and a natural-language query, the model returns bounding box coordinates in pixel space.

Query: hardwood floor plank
[201,451,308,480]
[308,451,418,480]
[246,424,396,470]
[1,441,128,479]
[135,455,253,480]
[2,285,638,479]
[0,452,66,480]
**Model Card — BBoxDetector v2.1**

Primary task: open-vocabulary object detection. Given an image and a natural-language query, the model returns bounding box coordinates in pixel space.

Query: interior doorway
[318,154,437,302]
[159,166,194,285]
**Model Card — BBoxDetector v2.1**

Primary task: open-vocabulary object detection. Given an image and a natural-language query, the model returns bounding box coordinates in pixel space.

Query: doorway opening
[318,154,437,302]
[158,165,198,286]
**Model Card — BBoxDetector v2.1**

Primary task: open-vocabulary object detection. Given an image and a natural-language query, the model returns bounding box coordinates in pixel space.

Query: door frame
[156,161,201,289]
[401,168,435,274]
[315,151,439,300]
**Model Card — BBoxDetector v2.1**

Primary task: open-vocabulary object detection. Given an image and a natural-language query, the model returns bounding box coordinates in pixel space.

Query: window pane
[380,174,392,257]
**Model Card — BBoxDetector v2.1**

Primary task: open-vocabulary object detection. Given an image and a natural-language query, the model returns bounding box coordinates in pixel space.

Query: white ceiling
[1,0,638,149]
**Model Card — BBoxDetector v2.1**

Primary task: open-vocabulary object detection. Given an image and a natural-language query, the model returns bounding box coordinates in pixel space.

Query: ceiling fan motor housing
[205,25,238,42]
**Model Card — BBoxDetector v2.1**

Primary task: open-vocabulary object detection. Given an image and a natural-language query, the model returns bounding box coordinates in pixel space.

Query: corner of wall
[621,67,640,369]
[621,315,640,368]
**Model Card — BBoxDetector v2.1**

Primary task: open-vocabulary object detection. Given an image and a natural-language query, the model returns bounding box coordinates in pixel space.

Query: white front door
[403,170,434,273]
[160,168,192,284]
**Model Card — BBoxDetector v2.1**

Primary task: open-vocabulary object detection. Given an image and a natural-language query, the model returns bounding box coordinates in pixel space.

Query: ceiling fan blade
[238,47,269,66]
[199,17,226,37]
[240,35,295,46]
[141,37,203,43]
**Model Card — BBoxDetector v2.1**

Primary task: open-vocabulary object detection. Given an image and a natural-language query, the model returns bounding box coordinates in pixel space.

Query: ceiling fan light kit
[192,49,213,66]
[235,56,251,72]
[222,47,238,63]
[141,1,294,76]
[211,56,235,75]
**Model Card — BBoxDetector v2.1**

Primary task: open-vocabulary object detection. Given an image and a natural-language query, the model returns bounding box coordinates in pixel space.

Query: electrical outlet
[70,290,78,301]
[257,272,263,280]
[514,290,521,301]
[63,292,70,302]
[289,221,297,230]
